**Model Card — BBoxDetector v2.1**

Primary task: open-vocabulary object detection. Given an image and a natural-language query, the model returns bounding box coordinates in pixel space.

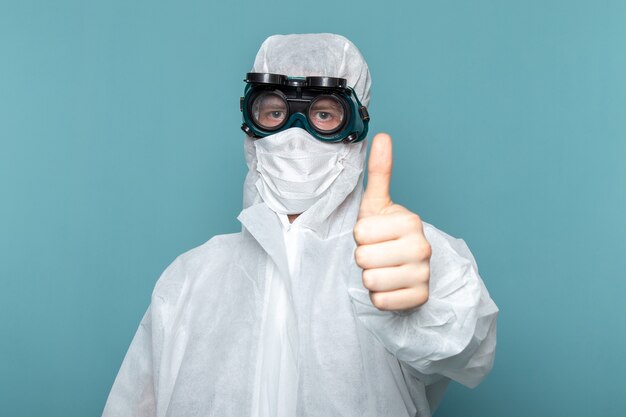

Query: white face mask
[253,128,351,215]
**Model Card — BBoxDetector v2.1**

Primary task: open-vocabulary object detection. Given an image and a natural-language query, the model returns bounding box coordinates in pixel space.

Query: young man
[103,33,498,417]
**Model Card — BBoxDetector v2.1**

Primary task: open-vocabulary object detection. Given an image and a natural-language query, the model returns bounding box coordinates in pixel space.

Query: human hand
[353,133,432,312]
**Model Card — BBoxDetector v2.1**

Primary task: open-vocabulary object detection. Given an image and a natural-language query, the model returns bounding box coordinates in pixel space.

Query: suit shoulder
[177,232,243,267]
[152,232,244,300]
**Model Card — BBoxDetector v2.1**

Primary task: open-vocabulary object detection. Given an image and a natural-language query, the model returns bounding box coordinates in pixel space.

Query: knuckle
[370,292,388,310]
[422,264,431,284]
[415,288,429,305]
[354,247,367,268]
[362,270,376,290]
[353,221,365,243]
[419,242,432,259]
[406,213,423,231]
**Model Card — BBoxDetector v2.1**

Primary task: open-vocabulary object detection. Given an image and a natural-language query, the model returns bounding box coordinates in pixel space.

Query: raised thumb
[362,133,393,213]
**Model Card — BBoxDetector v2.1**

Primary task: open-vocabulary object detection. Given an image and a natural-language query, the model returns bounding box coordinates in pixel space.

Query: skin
[288,133,432,312]
[256,94,344,131]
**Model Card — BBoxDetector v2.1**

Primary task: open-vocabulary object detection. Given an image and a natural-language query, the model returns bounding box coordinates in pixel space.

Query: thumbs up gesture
[354,133,432,312]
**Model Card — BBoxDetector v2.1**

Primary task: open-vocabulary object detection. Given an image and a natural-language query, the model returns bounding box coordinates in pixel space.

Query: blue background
[1,1,625,416]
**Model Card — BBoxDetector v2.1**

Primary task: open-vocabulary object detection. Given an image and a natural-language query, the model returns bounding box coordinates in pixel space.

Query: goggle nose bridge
[290,117,306,129]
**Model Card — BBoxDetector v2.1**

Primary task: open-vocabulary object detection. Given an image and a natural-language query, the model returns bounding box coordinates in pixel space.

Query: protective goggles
[240,72,370,143]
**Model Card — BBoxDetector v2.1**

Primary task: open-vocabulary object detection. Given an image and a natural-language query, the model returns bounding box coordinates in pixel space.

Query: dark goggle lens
[251,92,288,129]
[308,95,345,133]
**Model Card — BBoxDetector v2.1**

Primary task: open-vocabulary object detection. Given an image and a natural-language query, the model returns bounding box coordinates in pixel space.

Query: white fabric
[254,128,352,215]
[102,33,498,417]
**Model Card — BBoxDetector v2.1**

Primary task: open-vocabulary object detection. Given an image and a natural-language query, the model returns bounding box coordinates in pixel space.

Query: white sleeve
[102,306,157,417]
[102,257,183,417]
[348,222,499,388]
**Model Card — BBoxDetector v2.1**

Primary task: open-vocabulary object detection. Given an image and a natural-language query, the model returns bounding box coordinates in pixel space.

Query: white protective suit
[102,33,499,417]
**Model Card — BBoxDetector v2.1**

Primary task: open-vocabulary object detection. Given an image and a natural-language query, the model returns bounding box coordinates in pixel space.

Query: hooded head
[251,33,371,108]
[242,34,372,234]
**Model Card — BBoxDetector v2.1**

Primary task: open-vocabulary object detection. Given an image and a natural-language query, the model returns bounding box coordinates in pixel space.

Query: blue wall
[1,1,625,416]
